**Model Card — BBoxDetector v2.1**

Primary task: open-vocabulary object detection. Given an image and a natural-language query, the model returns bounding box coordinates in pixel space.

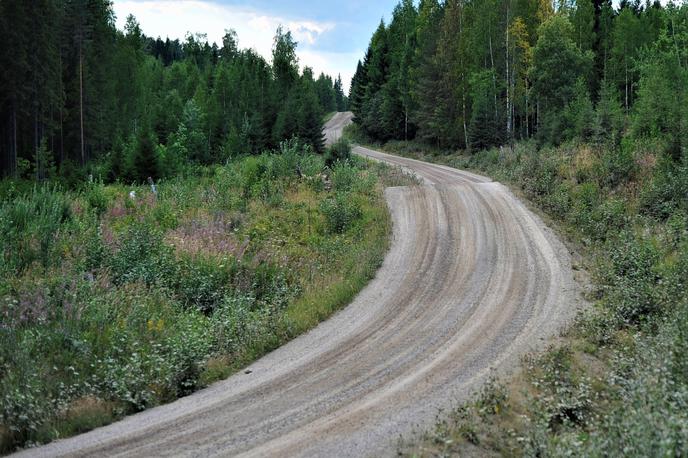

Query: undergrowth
[0,140,392,453]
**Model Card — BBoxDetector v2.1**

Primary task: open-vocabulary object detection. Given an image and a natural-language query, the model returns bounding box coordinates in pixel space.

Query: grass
[0,140,393,454]
[355,133,688,457]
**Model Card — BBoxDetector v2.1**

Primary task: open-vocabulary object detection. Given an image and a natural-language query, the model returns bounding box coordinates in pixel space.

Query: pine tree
[565,78,595,141]
[593,78,624,144]
[349,59,369,123]
[334,75,346,111]
[469,70,502,149]
[572,0,596,52]
[132,128,160,182]
[411,0,443,145]
[272,26,299,100]
[531,16,592,143]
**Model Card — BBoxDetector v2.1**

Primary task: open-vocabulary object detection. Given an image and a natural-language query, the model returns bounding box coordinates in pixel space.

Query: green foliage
[0,185,71,275]
[640,155,688,220]
[593,79,625,145]
[0,147,388,452]
[109,224,174,286]
[469,70,501,150]
[350,0,687,153]
[320,193,363,234]
[131,129,161,183]
[532,16,593,144]
[565,79,594,141]
[176,100,208,164]
[325,138,352,166]
[0,5,342,182]
[631,34,688,160]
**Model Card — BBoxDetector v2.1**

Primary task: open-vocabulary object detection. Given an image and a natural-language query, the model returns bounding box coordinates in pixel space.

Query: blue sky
[112,0,401,91]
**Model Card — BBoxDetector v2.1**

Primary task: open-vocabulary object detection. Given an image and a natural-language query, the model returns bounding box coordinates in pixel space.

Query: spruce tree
[132,128,160,182]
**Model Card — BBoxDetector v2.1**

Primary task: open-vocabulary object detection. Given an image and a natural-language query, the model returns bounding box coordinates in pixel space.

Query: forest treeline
[350,0,688,156]
[0,1,347,182]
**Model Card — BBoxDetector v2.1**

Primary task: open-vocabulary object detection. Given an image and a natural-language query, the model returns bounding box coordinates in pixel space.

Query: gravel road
[17,112,582,458]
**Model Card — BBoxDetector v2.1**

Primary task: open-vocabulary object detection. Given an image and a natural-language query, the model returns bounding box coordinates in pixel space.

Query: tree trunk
[506,11,511,140]
[59,49,64,164]
[35,108,39,181]
[12,104,17,177]
[525,81,530,138]
[79,44,85,166]
[462,92,469,149]
[488,33,498,121]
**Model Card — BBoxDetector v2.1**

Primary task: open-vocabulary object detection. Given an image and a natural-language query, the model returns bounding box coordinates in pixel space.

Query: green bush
[85,183,109,217]
[640,157,688,220]
[320,192,363,234]
[598,146,636,190]
[325,138,351,166]
[330,161,359,193]
[174,257,235,314]
[109,225,175,286]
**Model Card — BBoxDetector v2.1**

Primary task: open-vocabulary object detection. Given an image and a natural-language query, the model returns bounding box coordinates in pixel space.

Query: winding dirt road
[18,112,582,457]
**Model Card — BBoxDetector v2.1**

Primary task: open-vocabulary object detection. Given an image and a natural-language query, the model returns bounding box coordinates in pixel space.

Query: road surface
[17,112,581,457]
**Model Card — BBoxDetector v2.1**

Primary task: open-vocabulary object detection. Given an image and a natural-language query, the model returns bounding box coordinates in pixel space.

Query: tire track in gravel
[16,112,582,458]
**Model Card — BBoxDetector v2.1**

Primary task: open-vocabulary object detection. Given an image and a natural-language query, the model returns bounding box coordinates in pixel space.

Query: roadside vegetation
[350,0,688,454]
[369,137,688,456]
[0,139,396,453]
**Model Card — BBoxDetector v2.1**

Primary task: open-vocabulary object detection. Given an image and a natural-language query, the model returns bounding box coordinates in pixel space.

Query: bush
[598,146,636,189]
[85,183,109,217]
[325,138,351,166]
[640,157,688,220]
[320,192,362,234]
[330,161,359,193]
[604,233,661,325]
[174,257,235,314]
[109,225,175,286]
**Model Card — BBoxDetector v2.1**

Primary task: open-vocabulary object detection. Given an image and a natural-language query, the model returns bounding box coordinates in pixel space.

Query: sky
[112,0,401,92]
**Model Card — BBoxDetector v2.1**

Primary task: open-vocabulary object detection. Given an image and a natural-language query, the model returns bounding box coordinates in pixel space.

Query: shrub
[174,257,235,314]
[640,157,688,220]
[519,149,561,199]
[598,146,636,189]
[0,147,389,453]
[330,161,359,193]
[476,377,508,419]
[604,233,661,325]
[85,183,109,217]
[320,192,362,234]
[109,225,175,286]
[325,138,351,166]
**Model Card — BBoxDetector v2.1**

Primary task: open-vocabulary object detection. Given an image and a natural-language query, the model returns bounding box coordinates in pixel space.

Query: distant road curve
[17,112,582,458]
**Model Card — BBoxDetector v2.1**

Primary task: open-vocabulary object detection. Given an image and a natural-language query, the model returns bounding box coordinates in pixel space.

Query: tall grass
[0,186,71,274]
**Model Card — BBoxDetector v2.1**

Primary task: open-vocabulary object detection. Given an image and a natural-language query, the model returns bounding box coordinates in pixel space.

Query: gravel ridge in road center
[16,112,583,458]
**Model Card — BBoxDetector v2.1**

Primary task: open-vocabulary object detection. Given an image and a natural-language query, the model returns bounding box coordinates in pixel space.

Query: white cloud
[113,1,353,89]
